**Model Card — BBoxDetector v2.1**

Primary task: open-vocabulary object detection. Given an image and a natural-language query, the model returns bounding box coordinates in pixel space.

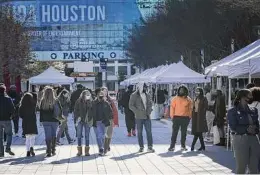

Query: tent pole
[249,59,252,83]
[227,78,232,151]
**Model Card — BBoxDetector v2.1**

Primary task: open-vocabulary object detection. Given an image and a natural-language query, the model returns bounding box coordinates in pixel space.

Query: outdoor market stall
[29,66,75,85]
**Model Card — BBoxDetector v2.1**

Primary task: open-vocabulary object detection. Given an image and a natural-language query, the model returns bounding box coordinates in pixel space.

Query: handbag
[213,125,220,144]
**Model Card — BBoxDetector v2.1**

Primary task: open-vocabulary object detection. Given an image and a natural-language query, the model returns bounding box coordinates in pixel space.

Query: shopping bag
[213,125,220,144]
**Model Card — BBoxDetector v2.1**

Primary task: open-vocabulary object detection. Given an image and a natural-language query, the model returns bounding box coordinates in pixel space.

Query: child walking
[19,93,38,157]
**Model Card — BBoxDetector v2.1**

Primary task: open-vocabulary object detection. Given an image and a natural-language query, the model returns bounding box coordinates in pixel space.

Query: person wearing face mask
[129,82,154,153]
[92,89,113,156]
[169,85,193,151]
[74,90,93,156]
[228,89,260,174]
[101,87,119,154]
[191,87,208,151]
[56,90,74,145]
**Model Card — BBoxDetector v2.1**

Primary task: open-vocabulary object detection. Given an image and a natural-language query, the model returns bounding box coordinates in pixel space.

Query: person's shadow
[51,154,98,164]
[110,152,148,161]
[0,153,46,165]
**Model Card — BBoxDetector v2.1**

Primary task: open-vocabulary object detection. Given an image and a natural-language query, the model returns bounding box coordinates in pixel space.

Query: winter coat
[0,94,15,121]
[129,91,153,119]
[74,98,93,126]
[191,96,208,135]
[107,97,119,126]
[92,99,113,127]
[58,95,70,116]
[213,95,226,127]
[70,89,83,112]
[19,103,38,135]
[40,100,61,123]
[8,90,21,117]
[122,91,135,118]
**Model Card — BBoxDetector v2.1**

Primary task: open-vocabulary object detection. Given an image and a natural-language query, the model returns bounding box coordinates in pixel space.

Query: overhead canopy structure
[130,66,164,84]
[154,62,210,84]
[29,67,74,85]
[205,39,260,76]
[120,73,140,86]
[229,56,260,79]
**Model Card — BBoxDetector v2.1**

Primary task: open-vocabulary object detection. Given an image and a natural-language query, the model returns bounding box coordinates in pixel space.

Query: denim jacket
[227,105,259,135]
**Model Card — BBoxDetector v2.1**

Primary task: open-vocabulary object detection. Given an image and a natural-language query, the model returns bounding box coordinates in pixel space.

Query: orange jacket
[170,96,193,118]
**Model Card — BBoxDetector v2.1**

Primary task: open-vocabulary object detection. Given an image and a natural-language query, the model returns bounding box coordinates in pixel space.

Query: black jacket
[19,103,38,135]
[92,99,112,127]
[122,91,134,116]
[0,94,15,121]
[70,89,83,112]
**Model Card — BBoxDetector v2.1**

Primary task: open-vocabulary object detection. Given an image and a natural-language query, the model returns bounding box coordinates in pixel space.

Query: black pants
[12,117,19,134]
[125,110,135,133]
[191,132,205,149]
[170,117,190,148]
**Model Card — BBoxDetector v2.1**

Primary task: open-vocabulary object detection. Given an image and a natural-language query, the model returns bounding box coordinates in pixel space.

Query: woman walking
[227,89,259,174]
[56,89,74,145]
[39,87,61,157]
[92,89,113,156]
[101,87,119,154]
[191,87,208,151]
[74,90,93,156]
[19,93,38,157]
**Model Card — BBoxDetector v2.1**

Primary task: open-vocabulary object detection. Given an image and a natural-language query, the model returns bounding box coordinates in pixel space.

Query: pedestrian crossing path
[0,114,235,174]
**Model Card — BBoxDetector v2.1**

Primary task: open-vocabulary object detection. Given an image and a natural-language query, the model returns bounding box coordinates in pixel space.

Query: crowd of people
[2,80,260,174]
[0,83,119,157]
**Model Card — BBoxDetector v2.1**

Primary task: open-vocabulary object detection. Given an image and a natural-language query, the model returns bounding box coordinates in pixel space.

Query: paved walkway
[0,113,235,175]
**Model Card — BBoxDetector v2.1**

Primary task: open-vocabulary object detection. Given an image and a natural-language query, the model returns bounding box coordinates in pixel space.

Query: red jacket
[108,97,119,127]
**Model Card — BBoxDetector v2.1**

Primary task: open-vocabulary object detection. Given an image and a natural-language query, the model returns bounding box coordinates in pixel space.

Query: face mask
[86,96,91,100]
[195,92,200,97]
[246,97,253,104]
[64,94,69,98]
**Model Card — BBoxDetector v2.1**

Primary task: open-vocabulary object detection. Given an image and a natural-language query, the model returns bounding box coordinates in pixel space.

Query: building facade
[7,0,164,91]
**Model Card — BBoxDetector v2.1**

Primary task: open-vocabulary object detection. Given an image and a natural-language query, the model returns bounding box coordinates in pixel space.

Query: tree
[126,0,260,72]
[0,4,32,83]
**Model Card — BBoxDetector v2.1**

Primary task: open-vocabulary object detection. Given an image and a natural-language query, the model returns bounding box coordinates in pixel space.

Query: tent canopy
[155,62,210,84]
[29,67,74,85]
[229,56,260,78]
[205,39,260,76]
[130,66,164,84]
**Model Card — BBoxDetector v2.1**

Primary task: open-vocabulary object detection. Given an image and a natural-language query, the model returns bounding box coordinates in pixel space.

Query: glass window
[107,67,115,75]
[118,66,127,75]
[94,67,99,73]
[107,81,115,91]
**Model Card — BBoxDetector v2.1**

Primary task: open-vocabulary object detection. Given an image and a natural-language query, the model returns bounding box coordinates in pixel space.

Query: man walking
[122,85,136,137]
[0,84,15,157]
[7,85,21,137]
[129,82,155,153]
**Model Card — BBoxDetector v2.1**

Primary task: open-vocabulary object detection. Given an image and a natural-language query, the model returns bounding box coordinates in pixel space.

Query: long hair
[20,93,33,109]
[250,87,260,102]
[177,85,189,97]
[79,90,92,101]
[234,89,251,107]
[195,87,204,99]
[40,87,57,110]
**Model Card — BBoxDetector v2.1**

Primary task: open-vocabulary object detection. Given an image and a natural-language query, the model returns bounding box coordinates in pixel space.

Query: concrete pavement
[0,113,235,174]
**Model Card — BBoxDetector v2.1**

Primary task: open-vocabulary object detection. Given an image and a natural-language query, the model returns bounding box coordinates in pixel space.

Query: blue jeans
[0,121,12,153]
[42,122,58,141]
[136,119,153,148]
[77,122,91,146]
[94,121,106,150]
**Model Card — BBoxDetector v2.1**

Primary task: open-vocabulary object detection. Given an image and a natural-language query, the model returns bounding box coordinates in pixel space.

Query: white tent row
[205,39,260,77]
[29,67,74,85]
[122,61,210,85]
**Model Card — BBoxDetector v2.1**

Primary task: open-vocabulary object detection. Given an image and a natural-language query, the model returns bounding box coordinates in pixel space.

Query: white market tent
[130,66,164,84]
[205,39,260,76]
[229,56,260,79]
[120,73,140,86]
[29,66,74,85]
[154,61,210,84]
